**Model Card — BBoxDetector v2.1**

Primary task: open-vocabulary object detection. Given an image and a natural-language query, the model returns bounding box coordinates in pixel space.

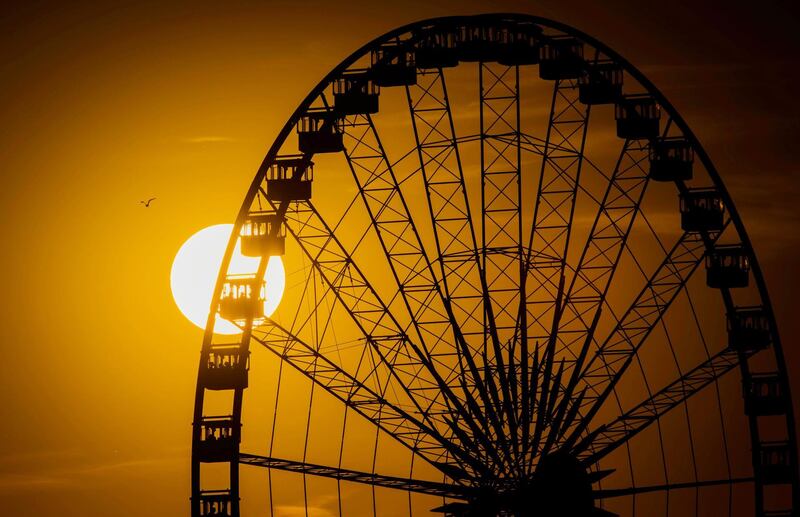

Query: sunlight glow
[170,224,285,335]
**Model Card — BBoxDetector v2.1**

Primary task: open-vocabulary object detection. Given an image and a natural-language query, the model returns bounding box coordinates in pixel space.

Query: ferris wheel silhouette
[190,14,798,517]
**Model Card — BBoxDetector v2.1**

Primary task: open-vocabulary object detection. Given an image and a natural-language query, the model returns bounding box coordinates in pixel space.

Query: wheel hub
[442,452,595,516]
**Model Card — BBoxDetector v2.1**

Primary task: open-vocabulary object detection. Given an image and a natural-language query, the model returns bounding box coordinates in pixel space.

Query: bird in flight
[140,197,156,207]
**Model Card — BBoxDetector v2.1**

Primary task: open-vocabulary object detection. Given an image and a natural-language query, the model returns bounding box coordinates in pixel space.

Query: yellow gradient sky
[1,1,800,516]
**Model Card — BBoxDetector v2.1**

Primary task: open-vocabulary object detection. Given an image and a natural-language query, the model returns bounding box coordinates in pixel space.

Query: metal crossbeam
[533,136,652,461]
[576,346,748,465]
[560,225,726,448]
[479,62,522,451]
[239,453,467,499]
[270,196,484,473]
[339,110,508,469]
[405,69,516,466]
[520,77,590,463]
[523,78,590,352]
[250,319,474,469]
[594,476,754,499]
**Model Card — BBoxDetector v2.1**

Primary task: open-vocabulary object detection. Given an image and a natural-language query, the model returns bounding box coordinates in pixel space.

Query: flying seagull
[139,197,156,207]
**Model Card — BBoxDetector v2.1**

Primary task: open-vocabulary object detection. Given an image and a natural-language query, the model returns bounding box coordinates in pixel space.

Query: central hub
[438,452,596,516]
[525,451,594,516]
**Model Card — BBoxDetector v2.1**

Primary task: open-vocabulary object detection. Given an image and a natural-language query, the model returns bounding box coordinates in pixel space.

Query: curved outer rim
[191,12,798,515]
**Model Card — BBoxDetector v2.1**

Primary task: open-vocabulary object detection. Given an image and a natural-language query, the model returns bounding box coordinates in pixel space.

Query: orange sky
[1,1,800,515]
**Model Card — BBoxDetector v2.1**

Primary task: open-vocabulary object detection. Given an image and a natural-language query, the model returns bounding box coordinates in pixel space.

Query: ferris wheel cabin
[297,111,344,154]
[202,344,248,391]
[727,306,772,353]
[649,137,694,182]
[219,276,265,322]
[455,23,501,62]
[266,156,313,202]
[196,416,240,463]
[413,26,459,69]
[240,214,286,257]
[577,60,623,105]
[333,72,380,115]
[370,43,417,87]
[453,20,542,65]
[538,36,584,80]
[745,373,788,417]
[497,21,542,66]
[679,188,725,232]
[757,441,794,485]
[705,245,750,289]
[195,490,233,517]
[615,94,661,140]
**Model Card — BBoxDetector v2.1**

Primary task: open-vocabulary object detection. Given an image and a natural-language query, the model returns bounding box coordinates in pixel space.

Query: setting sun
[170,224,285,335]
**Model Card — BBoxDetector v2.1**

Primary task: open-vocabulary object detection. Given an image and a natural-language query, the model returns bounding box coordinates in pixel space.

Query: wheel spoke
[339,106,513,470]
[479,62,524,452]
[560,222,728,449]
[521,75,591,464]
[405,68,520,463]
[272,195,490,474]
[594,476,753,499]
[575,346,753,465]
[239,453,467,499]
[251,318,481,471]
[538,131,654,459]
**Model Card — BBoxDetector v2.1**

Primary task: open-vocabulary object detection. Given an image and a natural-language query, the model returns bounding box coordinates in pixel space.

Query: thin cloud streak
[181,136,237,143]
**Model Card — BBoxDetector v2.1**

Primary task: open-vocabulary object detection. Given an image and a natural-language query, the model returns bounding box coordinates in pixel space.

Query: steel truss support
[532,136,652,461]
[523,78,590,348]
[404,68,514,464]
[479,62,522,449]
[560,225,726,449]
[520,77,590,462]
[339,99,513,469]
[594,476,754,499]
[576,345,749,466]
[250,317,473,468]
[271,196,485,473]
[239,453,466,499]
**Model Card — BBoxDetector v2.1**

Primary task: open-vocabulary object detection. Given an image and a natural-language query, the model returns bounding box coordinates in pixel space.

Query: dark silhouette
[139,197,156,207]
[190,13,798,517]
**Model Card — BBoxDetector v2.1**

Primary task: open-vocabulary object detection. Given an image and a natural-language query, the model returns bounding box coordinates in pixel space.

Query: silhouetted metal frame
[190,13,798,517]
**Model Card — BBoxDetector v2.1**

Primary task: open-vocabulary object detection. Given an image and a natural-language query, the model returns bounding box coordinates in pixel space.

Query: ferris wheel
[190,13,798,517]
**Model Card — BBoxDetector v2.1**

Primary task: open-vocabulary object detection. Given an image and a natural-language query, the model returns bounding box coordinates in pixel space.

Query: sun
[170,224,285,335]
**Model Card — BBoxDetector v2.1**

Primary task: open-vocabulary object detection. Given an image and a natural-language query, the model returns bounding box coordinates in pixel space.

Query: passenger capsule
[297,111,344,154]
[497,21,542,66]
[649,137,694,181]
[333,72,379,115]
[679,188,725,232]
[538,36,584,80]
[195,490,234,517]
[240,214,286,258]
[456,22,502,62]
[202,344,248,391]
[370,43,417,87]
[578,60,623,105]
[413,26,459,69]
[615,94,660,140]
[727,306,771,352]
[744,373,786,417]
[705,245,750,289]
[757,441,793,485]
[266,156,313,203]
[219,276,265,322]
[196,416,239,462]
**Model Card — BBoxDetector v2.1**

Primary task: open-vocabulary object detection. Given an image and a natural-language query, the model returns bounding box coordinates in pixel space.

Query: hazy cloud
[181,136,236,143]
[0,449,183,492]
[274,505,336,517]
